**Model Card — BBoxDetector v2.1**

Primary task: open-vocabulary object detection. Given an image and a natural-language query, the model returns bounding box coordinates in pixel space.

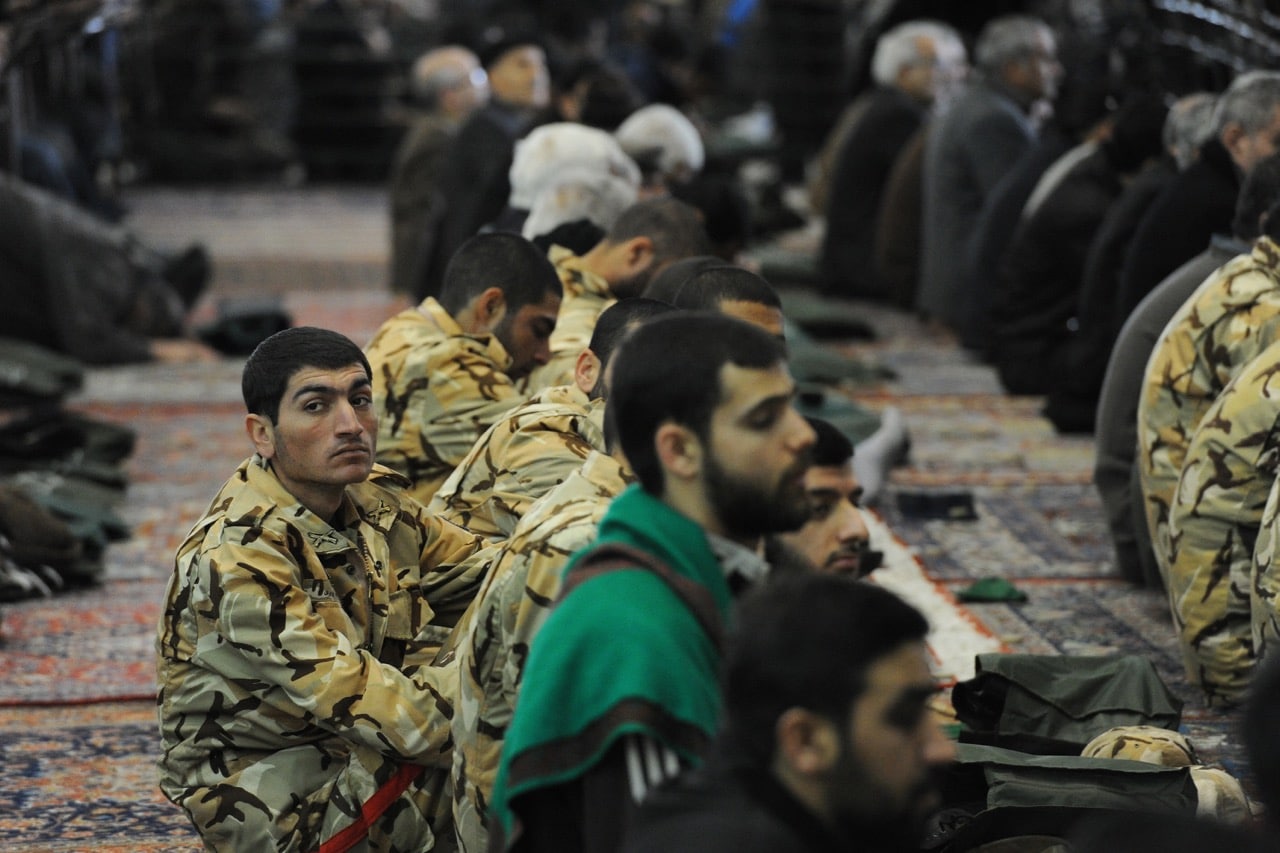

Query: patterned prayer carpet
[0,185,1256,849]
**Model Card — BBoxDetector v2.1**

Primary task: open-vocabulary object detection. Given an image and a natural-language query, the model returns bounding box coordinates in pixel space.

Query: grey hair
[1213,70,1280,135]
[974,15,1053,75]
[1164,92,1218,170]
[521,169,640,241]
[870,20,955,87]
[410,47,477,105]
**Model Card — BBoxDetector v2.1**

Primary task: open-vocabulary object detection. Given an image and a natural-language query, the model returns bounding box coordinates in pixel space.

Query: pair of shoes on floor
[853,406,910,507]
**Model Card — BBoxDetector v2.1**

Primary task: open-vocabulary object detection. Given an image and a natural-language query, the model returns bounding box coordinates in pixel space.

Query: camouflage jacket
[427,384,607,540]
[450,451,631,853]
[1138,236,1280,586]
[1254,428,1280,668]
[157,456,486,852]
[523,246,615,393]
[1168,341,1280,706]
[367,297,523,504]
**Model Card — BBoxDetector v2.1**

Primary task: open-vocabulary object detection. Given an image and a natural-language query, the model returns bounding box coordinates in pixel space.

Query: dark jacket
[1116,138,1239,318]
[991,145,1124,394]
[820,86,926,301]
[621,748,852,853]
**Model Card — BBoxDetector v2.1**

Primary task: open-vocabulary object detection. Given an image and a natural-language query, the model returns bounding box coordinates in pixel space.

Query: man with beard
[366,232,562,503]
[621,573,954,853]
[489,312,817,853]
[778,417,873,576]
[157,327,486,851]
[523,196,711,392]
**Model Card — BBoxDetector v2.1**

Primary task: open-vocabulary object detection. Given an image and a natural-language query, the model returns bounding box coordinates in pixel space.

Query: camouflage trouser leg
[1252,476,1280,664]
[182,747,452,852]
[1167,463,1260,708]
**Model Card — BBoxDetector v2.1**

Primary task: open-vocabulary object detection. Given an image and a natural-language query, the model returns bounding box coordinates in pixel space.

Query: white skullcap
[521,168,640,241]
[614,104,705,180]
[509,122,641,210]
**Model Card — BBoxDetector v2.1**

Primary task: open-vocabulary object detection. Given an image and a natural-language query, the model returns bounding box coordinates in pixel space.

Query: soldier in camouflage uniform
[450,448,633,852]
[157,327,487,852]
[524,196,710,392]
[429,299,675,540]
[366,233,562,504]
[1167,339,1280,705]
[1138,227,1280,589]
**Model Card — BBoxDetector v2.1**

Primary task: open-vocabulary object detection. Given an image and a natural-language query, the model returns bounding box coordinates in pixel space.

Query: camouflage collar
[416,295,513,369]
[550,245,613,300]
[242,455,401,550]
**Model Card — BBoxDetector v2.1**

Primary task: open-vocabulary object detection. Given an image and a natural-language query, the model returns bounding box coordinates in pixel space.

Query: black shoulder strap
[560,542,725,653]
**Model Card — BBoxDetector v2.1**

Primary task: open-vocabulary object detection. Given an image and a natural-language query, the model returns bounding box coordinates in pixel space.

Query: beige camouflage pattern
[523,246,615,393]
[367,297,523,503]
[449,451,632,853]
[1139,236,1280,588]
[157,456,486,852]
[1167,342,1280,705]
[427,384,607,540]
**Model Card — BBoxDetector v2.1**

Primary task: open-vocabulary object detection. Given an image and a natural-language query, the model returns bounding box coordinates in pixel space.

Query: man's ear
[620,235,655,274]
[246,413,275,460]
[574,349,601,395]
[655,421,700,482]
[775,708,840,777]
[473,286,508,333]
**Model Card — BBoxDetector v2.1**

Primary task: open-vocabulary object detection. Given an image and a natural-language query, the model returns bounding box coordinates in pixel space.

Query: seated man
[430,298,674,540]
[490,312,817,853]
[1138,158,1280,588]
[622,573,955,853]
[777,416,873,576]
[366,232,563,503]
[1168,338,1280,706]
[156,327,485,850]
[524,196,710,392]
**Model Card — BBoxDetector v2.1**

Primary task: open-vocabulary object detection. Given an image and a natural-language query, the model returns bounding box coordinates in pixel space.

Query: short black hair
[641,254,727,303]
[531,218,605,255]
[587,297,679,373]
[242,327,371,424]
[670,173,753,254]
[438,232,562,316]
[605,196,712,267]
[673,265,782,311]
[806,416,854,467]
[724,573,930,765]
[608,311,787,494]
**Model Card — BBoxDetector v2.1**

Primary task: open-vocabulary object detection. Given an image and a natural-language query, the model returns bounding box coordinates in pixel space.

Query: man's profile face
[494,291,561,379]
[779,461,871,575]
[1230,104,1280,173]
[255,364,377,506]
[827,640,954,850]
[701,362,815,540]
[487,45,550,110]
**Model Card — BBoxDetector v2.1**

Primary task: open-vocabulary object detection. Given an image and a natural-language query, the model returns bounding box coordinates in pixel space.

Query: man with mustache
[157,327,485,852]
[489,312,817,853]
[779,416,874,577]
[622,573,955,853]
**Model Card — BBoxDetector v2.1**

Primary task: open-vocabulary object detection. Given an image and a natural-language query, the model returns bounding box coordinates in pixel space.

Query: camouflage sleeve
[1253,474,1280,663]
[1168,368,1280,706]
[378,337,525,500]
[414,508,493,635]
[189,528,455,765]
[483,415,601,539]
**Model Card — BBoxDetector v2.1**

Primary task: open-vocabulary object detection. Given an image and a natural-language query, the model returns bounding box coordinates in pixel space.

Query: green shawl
[490,484,733,847]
